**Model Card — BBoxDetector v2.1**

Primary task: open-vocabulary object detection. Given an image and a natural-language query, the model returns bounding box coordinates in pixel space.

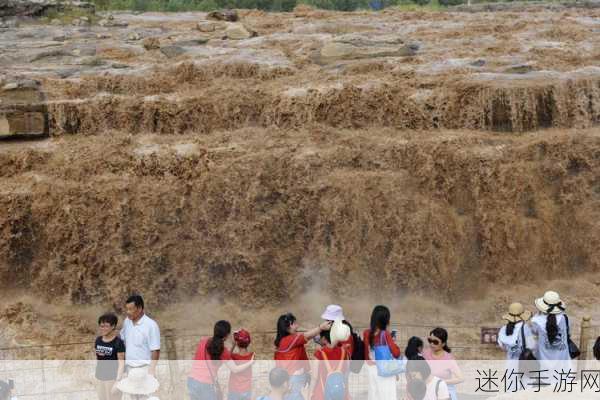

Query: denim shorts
[228,391,252,400]
[188,377,218,400]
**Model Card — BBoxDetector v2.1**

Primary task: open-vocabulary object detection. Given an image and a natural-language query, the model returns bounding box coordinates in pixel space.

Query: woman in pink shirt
[188,320,254,400]
[423,328,464,400]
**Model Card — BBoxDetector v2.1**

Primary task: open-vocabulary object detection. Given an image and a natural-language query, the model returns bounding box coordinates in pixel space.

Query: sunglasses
[427,338,441,345]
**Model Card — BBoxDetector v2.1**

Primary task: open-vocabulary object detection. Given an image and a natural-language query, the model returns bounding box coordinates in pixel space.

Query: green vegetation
[90,0,449,12]
[41,7,99,24]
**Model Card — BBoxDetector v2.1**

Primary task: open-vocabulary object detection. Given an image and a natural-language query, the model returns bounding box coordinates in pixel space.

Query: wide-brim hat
[330,319,350,347]
[502,302,532,323]
[116,368,160,395]
[321,305,345,321]
[535,291,566,314]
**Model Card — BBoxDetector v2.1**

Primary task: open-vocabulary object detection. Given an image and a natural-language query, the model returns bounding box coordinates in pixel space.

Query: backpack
[349,331,365,374]
[321,348,347,400]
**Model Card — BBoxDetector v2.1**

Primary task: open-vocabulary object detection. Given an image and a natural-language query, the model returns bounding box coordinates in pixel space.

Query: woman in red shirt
[274,313,332,400]
[188,320,254,400]
[362,305,401,400]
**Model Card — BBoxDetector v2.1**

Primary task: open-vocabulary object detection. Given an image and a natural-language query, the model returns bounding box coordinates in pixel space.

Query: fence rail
[0,318,597,399]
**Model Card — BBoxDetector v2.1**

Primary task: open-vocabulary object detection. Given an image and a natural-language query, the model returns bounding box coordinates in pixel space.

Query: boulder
[72,46,97,57]
[0,79,47,137]
[173,38,209,47]
[0,110,47,137]
[503,63,535,74]
[71,16,91,26]
[143,37,160,50]
[224,23,256,40]
[160,45,186,58]
[196,21,225,32]
[207,9,238,22]
[316,35,419,63]
[127,32,141,41]
[98,18,128,27]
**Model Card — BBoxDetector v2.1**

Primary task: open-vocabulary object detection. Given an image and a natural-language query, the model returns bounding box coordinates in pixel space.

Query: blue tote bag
[373,331,406,377]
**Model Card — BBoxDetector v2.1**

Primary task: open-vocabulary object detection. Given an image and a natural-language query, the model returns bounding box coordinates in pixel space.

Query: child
[258,368,291,400]
[95,312,125,400]
[311,320,350,400]
[407,379,427,400]
[228,329,255,400]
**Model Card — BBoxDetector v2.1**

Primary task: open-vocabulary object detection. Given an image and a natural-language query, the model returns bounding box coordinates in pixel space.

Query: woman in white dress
[530,291,572,383]
[497,302,535,373]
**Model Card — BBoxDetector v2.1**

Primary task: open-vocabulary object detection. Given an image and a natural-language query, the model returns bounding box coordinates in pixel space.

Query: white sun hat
[116,368,160,395]
[330,319,351,347]
[535,291,566,315]
[321,305,345,321]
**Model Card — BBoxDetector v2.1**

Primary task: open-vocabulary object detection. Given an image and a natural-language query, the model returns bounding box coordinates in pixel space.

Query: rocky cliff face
[1,7,600,312]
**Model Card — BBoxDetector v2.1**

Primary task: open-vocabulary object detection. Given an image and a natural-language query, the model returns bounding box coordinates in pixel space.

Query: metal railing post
[579,316,592,371]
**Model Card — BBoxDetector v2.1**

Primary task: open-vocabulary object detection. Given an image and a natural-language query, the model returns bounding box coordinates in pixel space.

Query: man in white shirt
[407,357,450,400]
[120,295,161,376]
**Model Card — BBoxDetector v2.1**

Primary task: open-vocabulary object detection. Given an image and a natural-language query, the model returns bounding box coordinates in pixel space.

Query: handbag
[564,315,581,359]
[518,323,538,375]
[204,345,223,400]
[373,331,405,377]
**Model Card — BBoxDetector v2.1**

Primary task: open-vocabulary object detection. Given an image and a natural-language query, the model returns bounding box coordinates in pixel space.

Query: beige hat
[502,302,532,323]
[330,319,351,347]
[535,291,566,314]
[116,368,160,395]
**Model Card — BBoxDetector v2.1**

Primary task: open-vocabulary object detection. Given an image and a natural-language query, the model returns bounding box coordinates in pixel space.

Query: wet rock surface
[0,7,600,135]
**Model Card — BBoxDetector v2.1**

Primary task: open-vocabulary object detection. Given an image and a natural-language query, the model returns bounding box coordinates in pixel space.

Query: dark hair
[369,305,391,348]
[405,336,424,360]
[593,337,600,361]
[546,314,559,343]
[275,313,296,347]
[320,328,332,344]
[505,321,516,336]
[430,327,451,353]
[406,356,431,380]
[208,320,231,361]
[269,367,290,388]
[407,379,427,400]
[98,313,118,327]
[126,294,144,310]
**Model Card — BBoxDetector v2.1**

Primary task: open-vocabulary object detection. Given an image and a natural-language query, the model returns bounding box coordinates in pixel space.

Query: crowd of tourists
[17,289,594,400]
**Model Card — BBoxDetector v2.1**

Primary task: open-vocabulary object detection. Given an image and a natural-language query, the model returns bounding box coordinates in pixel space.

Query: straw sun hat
[116,368,160,395]
[535,291,566,314]
[502,302,532,323]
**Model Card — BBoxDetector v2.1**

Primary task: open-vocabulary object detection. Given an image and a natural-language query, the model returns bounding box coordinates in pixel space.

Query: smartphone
[391,330,397,340]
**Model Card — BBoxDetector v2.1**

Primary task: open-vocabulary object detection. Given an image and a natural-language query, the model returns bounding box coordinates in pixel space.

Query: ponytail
[208,320,231,361]
[547,314,559,343]
[369,305,391,348]
[505,321,516,336]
